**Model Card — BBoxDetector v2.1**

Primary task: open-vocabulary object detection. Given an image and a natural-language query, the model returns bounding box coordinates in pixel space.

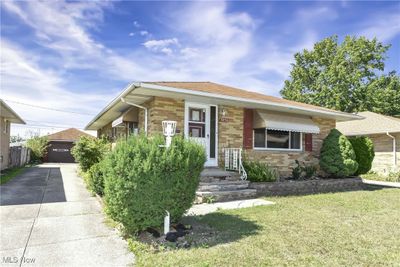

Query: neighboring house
[0,99,25,170]
[85,82,362,176]
[45,128,93,163]
[337,111,400,174]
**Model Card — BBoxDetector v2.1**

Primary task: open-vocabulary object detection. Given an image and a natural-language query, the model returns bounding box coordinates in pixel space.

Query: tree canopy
[280,35,400,116]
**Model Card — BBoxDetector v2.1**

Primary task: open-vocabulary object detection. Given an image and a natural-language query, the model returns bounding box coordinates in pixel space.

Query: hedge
[103,135,206,234]
[320,129,358,177]
[349,136,375,175]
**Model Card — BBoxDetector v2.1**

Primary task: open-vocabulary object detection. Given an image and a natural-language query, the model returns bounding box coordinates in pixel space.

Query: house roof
[0,99,25,124]
[85,81,363,130]
[336,111,400,136]
[46,128,93,142]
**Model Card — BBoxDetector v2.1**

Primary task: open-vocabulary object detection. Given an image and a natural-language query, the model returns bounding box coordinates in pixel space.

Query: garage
[45,128,93,163]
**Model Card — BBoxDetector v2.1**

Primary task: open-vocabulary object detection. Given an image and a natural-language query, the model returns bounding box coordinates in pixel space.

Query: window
[188,108,206,138]
[253,129,302,150]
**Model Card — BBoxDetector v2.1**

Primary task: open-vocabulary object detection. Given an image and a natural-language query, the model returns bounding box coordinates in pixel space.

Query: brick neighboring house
[337,111,400,174]
[0,99,25,170]
[85,82,362,177]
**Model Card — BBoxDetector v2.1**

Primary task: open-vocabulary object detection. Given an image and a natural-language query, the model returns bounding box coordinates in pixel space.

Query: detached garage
[45,128,93,163]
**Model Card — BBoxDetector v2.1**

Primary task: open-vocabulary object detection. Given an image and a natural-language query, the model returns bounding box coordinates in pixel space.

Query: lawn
[361,172,400,183]
[134,188,400,266]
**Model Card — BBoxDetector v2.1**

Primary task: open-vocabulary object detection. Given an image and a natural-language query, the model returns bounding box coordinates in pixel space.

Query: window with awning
[253,110,319,150]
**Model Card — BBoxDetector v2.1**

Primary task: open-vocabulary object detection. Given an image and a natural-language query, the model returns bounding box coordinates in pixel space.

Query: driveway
[0,163,134,266]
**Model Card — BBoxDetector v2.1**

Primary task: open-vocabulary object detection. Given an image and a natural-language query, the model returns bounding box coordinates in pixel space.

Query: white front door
[185,102,218,167]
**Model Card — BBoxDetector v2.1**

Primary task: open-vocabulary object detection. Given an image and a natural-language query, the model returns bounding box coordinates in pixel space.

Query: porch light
[162,120,177,148]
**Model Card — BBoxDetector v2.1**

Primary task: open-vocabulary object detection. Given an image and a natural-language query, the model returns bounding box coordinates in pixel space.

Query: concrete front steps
[196,168,257,203]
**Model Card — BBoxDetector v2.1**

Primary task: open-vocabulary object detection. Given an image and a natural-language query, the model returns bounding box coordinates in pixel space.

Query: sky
[1,0,399,138]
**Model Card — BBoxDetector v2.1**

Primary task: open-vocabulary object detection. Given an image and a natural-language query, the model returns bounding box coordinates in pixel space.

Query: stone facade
[367,133,400,174]
[97,96,337,177]
[249,178,365,197]
[245,118,335,177]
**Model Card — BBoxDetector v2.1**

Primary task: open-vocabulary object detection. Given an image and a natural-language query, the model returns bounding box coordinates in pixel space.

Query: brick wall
[138,97,185,135]
[367,133,400,174]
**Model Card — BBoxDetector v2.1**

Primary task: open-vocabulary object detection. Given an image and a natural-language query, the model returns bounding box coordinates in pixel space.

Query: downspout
[121,97,148,135]
[386,132,397,168]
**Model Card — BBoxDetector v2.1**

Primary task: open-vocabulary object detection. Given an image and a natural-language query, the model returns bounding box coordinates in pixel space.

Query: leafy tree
[320,129,358,177]
[10,135,24,143]
[281,35,400,116]
[71,136,110,172]
[349,136,375,175]
[26,136,48,162]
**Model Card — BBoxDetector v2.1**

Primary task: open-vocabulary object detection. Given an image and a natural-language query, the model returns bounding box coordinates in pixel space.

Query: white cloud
[358,11,400,42]
[143,38,179,54]
[129,32,135,37]
[133,20,140,28]
[140,30,149,36]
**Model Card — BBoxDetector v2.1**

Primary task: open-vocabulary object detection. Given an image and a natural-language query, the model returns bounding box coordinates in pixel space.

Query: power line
[12,124,86,130]
[25,119,84,128]
[3,99,96,116]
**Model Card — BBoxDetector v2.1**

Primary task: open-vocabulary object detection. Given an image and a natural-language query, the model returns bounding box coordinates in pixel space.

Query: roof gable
[46,128,93,141]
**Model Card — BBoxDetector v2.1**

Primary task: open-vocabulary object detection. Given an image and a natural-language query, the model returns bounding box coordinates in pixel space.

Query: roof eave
[0,100,26,124]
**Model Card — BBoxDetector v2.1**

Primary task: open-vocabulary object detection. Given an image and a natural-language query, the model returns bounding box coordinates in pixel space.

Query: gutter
[386,132,397,168]
[121,97,147,135]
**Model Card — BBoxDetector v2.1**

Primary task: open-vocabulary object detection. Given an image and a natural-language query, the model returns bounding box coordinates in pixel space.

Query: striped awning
[254,110,320,134]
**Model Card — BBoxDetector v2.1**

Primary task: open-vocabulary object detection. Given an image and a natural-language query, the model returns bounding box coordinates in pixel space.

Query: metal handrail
[224,148,247,180]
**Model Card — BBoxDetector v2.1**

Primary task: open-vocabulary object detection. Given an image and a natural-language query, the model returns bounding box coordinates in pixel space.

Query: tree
[10,135,24,143]
[71,136,110,172]
[26,136,49,162]
[280,35,400,116]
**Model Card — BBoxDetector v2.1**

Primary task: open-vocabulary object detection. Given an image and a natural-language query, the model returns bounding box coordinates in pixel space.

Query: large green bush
[87,161,106,196]
[71,136,110,172]
[349,136,375,175]
[243,160,278,182]
[26,136,48,162]
[103,135,206,233]
[320,129,358,177]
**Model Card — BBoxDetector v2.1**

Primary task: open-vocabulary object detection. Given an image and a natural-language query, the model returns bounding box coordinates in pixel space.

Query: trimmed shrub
[320,129,358,177]
[103,134,206,234]
[87,161,106,196]
[71,136,110,172]
[26,136,48,162]
[243,160,278,182]
[349,137,375,175]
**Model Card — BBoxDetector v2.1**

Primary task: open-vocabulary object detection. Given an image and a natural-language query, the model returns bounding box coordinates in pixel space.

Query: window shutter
[305,133,313,152]
[243,109,253,149]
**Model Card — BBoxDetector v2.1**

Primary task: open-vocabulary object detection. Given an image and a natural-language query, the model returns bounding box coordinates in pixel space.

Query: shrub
[243,160,278,182]
[348,137,375,175]
[292,160,303,180]
[87,161,106,196]
[71,136,110,172]
[25,136,48,162]
[103,134,206,234]
[303,165,317,179]
[320,129,358,177]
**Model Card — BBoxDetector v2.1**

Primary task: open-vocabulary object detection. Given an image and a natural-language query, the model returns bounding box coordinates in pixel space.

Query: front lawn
[361,172,400,183]
[135,188,400,266]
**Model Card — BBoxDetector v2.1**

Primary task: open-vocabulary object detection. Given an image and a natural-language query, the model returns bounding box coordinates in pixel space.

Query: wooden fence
[9,146,31,168]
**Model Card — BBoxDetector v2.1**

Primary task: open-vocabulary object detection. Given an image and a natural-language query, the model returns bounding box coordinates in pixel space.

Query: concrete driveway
[0,163,134,266]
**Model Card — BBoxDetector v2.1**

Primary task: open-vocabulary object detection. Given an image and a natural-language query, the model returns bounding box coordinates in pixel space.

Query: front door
[185,102,218,167]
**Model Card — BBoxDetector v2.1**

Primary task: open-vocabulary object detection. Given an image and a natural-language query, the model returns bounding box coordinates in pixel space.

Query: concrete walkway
[187,199,274,216]
[362,179,400,188]
[0,163,134,266]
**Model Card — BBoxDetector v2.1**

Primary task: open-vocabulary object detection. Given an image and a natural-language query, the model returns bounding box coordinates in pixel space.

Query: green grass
[0,166,26,185]
[361,172,400,183]
[134,189,400,266]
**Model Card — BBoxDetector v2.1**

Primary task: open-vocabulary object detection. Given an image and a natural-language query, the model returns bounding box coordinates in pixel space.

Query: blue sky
[1,1,399,137]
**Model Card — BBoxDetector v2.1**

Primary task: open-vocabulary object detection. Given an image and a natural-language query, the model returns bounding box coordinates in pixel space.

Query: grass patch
[0,166,27,185]
[134,189,400,266]
[361,172,400,183]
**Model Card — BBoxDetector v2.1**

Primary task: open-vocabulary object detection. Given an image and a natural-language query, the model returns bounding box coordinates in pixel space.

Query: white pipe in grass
[164,210,170,235]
